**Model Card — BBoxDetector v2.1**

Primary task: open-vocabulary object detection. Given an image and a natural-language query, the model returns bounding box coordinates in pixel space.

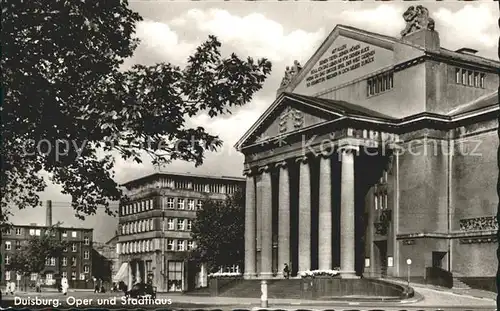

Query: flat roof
[122,172,245,188]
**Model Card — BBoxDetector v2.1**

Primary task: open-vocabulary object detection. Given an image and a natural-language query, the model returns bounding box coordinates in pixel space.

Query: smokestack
[46,200,52,227]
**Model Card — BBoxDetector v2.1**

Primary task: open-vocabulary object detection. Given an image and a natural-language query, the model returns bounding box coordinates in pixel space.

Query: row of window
[118,239,196,254]
[367,72,394,96]
[135,178,241,194]
[3,227,90,240]
[120,219,155,235]
[455,68,485,88]
[166,239,196,252]
[374,193,389,210]
[4,254,89,266]
[120,240,155,254]
[121,199,154,215]
[166,218,193,231]
[5,240,88,251]
[120,198,204,216]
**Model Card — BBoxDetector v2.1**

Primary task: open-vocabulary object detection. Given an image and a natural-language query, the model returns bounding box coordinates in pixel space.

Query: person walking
[61,277,69,295]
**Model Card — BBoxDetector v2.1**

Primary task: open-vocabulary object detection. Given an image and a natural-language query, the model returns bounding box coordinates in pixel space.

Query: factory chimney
[46,200,53,227]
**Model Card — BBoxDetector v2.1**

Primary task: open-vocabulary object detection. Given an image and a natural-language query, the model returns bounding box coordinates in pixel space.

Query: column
[297,156,311,274]
[244,170,257,279]
[136,261,141,283]
[127,262,133,290]
[143,260,147,283]
[318,155,333,270]
[277,161,290,277]
[340,146,358,278]
[260,165,273,277]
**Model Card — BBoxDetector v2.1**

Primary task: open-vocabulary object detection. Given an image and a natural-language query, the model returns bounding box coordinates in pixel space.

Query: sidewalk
[384,277,497,301]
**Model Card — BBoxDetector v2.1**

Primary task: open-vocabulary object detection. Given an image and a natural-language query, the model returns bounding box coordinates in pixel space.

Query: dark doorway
[432,251,447,269]
[374,240,388,278]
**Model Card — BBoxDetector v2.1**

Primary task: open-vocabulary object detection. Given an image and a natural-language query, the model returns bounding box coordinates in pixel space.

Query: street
[0,290,496,311]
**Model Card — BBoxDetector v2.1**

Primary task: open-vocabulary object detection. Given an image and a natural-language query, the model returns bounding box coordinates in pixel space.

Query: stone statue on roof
[400,5,435,37]
[280,60,302,88]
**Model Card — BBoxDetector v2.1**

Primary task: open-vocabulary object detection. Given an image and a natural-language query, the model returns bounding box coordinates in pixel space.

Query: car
[127,283,157,299]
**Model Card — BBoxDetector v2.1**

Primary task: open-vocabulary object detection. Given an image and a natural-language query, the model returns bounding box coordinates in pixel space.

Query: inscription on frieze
[305,43,376,88]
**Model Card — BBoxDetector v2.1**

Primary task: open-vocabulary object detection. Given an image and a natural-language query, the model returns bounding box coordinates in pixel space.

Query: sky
[10,1,498,242]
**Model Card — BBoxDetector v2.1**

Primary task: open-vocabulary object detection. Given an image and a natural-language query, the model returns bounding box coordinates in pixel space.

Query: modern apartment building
[114,172,245,292]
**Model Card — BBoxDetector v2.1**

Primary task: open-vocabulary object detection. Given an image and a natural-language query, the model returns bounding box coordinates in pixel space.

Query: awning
[113,262,129,283]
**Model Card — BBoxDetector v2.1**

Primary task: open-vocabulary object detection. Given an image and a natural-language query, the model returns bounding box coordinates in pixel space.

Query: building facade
[1,224,94,289]
[115,172,245,292]
[236,8,499,281]
[92,234,119,288]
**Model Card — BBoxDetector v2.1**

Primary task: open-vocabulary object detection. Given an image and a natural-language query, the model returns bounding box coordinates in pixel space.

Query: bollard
[260,280,268,308]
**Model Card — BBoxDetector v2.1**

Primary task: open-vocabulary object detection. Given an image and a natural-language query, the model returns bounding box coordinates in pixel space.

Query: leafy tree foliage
[8,224,69,278]
[190,190,245,272]
[1,0,272,221]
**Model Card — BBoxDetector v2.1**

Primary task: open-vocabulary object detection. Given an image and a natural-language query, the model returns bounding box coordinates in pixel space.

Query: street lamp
[406,258,412,288]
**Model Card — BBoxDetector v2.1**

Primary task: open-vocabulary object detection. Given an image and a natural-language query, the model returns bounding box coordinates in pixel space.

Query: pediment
[286,26,399,96]
[237,95,340,149]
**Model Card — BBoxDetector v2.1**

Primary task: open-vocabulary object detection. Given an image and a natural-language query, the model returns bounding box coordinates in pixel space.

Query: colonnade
[244,146,359,279]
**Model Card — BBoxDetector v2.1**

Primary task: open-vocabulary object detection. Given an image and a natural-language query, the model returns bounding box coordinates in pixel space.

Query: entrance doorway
[432,251,447,269]
[167,261,183,292]
[374,240,388,278]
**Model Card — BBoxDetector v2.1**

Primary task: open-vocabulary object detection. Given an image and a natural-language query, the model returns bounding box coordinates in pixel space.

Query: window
[149,199,153,210]
[45,257,55,266]
[146,240,150,252]
[84,236,90,245]
[84,250,90,259]
[197,200,203,210]
[187,240,195,250]
[5,241,11,250]
[30,273,38,281]
[166,198,175,209]
[149,219,154,231]
[187,199,195,210]
[5,255,10,265]
[462,69,467,85]
[121,225,125,235]
[62,272,67,278]
[29,229,35,236]
[71,271,76,280]
[177,219,185,231]
[167,239,174,251]
[480,73,485,88]
[367,72,393,97]
[15,228,22,235]
[84,265,89,273]
[186,220,192,231]
[468,70,473,86]
[80,273,86,280]
[15,241,21,250]
[72,243,77,252]
[62,230,68,237]
[455,68,461,83]
[46,273,53,281]
[4,228,11,235]
[62,257,67,266]
[177,198,185,210]
[71,257,77,266]
[35,229,41,236]
[63,246,68,252]
[167,219,175,230]
[121,206,125,216]
[177,240,184,251]
[141,221,146,232]
[72,231,77,238]
[5,271,10,281]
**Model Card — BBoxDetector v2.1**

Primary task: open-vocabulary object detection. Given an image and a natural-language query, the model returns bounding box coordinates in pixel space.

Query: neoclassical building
[235,7,499,283]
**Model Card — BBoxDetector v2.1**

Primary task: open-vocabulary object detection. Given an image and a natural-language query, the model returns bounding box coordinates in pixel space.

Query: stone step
[453,278,471,289]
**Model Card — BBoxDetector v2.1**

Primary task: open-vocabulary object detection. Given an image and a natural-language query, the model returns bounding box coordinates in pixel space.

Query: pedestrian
[10,281,16,295]
[5,282,11,295]
[283,263,290,279]
[61,277,69,295]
